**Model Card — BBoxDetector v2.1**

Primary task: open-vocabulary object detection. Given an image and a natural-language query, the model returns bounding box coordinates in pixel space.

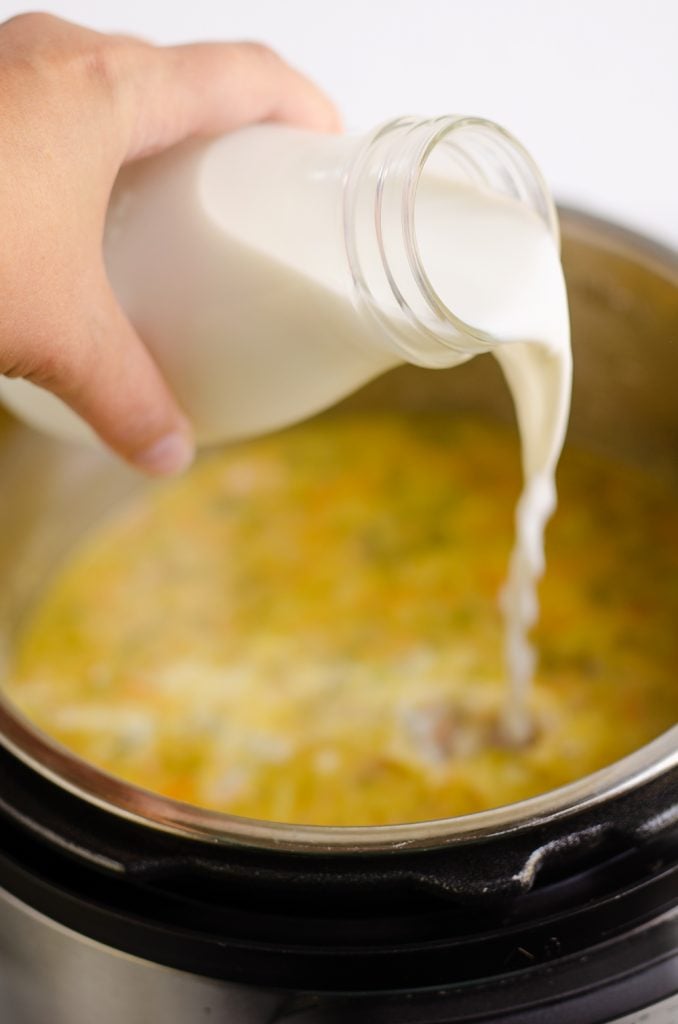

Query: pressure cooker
[0,210,676,1023]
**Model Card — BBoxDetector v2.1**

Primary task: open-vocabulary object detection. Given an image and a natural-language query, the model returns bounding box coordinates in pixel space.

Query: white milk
[0,124,571,737]
[414,178,572,740]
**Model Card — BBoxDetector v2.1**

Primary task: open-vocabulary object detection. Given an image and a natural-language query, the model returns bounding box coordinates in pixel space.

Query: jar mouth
[345,115,561,366]
[0,690,675,855]
[405,116,560,348]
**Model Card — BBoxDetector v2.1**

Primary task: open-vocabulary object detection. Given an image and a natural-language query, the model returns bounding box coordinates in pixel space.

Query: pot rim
[0,696,676,854]
[0,207,676,855]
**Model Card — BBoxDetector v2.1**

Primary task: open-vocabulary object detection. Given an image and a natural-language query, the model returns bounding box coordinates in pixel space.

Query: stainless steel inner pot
[0,208,676,854]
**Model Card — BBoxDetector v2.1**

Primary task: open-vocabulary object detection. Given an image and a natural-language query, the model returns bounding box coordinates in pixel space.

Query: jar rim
[407,115,560,346]
[344,115,561,365]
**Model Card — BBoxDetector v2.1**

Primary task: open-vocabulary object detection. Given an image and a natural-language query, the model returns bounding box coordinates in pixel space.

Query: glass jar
[0,115,561,447]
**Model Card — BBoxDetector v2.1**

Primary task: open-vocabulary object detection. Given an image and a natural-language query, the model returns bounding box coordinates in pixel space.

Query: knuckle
[78,42,121,95]
[236,40,281,66]
[83,36,147,82]
[0,11,147,109]
[2,11,58,33]
[78,36,153,126]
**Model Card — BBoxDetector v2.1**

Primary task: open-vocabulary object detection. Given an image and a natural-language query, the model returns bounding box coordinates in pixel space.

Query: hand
[0,13,339,474]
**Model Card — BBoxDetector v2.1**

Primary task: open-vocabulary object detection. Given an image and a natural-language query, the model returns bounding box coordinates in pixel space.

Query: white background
[1,0,676,248]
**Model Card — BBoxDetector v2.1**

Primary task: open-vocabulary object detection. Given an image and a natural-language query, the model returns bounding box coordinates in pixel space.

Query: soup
[6,412,677,825]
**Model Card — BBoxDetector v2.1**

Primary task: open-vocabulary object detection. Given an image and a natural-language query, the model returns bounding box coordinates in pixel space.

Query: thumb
[30,279,194,476]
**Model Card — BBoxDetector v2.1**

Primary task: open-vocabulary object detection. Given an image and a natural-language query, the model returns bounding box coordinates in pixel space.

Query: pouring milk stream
[0,117,572,741]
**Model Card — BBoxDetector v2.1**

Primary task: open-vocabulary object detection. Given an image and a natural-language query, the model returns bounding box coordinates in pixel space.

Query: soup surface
[6,413,678,825]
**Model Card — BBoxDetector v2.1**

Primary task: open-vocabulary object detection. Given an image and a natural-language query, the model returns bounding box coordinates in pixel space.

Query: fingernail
[135,430,195,477]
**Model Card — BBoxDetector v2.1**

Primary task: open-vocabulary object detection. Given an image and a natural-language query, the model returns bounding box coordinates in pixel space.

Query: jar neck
[343,116,559,367]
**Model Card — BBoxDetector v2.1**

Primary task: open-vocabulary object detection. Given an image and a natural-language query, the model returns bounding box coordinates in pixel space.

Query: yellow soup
[6,413,678,825]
